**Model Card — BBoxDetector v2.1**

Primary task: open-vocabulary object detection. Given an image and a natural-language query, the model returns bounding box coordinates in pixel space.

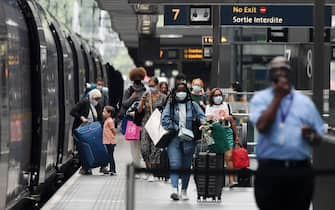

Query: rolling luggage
[194,152,224,202]
[73,122,110,169]
[153,148,169,181]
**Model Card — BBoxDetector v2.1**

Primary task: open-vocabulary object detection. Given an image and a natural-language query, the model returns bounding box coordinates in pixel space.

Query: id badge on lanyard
[272,93,294,145]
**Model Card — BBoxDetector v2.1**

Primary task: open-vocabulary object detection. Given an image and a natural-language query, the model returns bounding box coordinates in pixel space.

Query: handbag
[144,108,176,148]
[124,120,141,141]
[178,127,194,141]
[208,122,233,154]
[232,143,250,168]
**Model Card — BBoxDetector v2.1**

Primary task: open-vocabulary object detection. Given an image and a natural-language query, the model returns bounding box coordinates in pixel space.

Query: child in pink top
[102,106,117,175]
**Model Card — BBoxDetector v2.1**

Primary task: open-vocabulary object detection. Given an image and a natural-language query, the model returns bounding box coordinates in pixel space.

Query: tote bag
[125,120,141,141]
[144,109,176,148]
[232,143,250,168]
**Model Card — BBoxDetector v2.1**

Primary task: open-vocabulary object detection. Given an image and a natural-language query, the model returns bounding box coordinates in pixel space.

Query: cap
[268,56,291,71]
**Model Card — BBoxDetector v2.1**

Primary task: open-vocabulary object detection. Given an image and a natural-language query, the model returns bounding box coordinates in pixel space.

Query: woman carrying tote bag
[137,77,166,182]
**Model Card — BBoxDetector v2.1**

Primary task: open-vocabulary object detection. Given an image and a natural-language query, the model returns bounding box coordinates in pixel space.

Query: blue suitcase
[73,122,110,169]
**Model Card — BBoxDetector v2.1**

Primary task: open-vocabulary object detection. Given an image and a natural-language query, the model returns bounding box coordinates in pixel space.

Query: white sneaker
[147,175,155,182]
[180,190,189,201]
[170,187,179,201]
[141,174,148,180]
[135,174,141,179]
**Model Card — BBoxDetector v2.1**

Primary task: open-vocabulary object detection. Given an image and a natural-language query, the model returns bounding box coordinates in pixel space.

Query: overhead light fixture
[137,14,158,35]
[134,4,158,14]
[221,37,228,43]
[159,34,183,38]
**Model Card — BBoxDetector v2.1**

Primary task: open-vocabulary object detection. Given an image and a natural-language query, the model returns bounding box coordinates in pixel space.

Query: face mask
[213,96,223,105]
[97,85,103,90]
[149,87,158,93]
[91,100,98,106]
[192,85,202,92]
[134,80,141,85]
[176,92,187,101]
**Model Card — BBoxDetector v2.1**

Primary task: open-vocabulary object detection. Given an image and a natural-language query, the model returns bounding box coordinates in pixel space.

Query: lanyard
[279,93,294,124]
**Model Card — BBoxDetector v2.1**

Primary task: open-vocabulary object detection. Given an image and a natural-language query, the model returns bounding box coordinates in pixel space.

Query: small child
[102,106,117,175]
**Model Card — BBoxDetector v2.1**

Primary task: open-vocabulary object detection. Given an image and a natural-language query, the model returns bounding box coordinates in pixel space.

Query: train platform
[42,131,258,210]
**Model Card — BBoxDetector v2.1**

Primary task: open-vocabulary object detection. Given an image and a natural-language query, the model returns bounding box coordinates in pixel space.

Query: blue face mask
[213,96,223,105]
[192,85,202,92]
[149,87,158,93]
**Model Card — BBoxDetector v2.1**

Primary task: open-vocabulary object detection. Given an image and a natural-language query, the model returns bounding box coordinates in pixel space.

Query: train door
[67,35,86,101]
[1,0,33,208]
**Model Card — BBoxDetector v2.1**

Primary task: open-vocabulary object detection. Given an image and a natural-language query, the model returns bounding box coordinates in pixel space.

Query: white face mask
[176,92,187,101]
[213,96,223,105]
[91,100,98,106]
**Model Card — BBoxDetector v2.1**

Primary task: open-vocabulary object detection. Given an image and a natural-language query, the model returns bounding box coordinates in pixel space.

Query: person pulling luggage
[205,88,240,188]
[161,82,207,201]
[70,89,103,175]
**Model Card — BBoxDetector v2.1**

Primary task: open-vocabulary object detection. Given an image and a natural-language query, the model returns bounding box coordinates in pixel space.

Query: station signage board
[164,5,188,25]
[183,48,203,59]
[160,49,179,59]
[221,5,331,27]
[164,5,211,25]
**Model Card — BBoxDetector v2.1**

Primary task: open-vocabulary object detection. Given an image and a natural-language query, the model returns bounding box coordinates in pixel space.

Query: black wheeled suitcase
[153,148,169,181]
[73,122,110,169]
[194,152,224,202]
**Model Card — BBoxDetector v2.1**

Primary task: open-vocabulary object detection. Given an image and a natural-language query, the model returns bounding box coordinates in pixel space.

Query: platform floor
[42,132,258,210]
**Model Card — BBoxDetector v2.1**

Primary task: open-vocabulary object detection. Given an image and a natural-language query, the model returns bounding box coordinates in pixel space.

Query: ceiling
[96,0,214,48]
[96,0,335,49]
[96,0,139,48]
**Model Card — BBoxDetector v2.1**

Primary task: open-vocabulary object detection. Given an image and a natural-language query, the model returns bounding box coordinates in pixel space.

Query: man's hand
[301,125,320,145]
[273,77,290,99]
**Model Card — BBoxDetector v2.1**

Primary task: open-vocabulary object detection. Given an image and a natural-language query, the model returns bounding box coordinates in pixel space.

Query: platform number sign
[164,5,188,25]
[172,8,180,21]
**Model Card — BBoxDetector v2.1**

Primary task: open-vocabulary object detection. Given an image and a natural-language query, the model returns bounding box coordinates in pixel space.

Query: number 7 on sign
[172,8,180,21]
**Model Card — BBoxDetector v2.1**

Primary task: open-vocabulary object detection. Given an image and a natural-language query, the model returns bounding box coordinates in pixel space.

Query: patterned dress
[140,93,166,164]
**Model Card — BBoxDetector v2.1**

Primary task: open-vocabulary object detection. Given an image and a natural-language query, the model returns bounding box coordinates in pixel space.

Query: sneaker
[180,190,189,201]
[170,187,179,201]
[79,168,92,175]
[135,174,141,179]
[147,175,155,182]
[99,167,109,174]
[142,174,148,180]
[229,182,239,189]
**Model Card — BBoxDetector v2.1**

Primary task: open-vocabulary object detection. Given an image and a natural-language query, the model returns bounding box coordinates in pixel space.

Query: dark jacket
[118,85,146,119]
[70,99,103,131]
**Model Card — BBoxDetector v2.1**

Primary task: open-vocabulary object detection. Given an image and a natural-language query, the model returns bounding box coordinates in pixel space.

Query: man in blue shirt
[249,56,325,210]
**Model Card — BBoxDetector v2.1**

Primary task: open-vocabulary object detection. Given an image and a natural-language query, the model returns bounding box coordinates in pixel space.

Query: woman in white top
[205,88,240,188]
